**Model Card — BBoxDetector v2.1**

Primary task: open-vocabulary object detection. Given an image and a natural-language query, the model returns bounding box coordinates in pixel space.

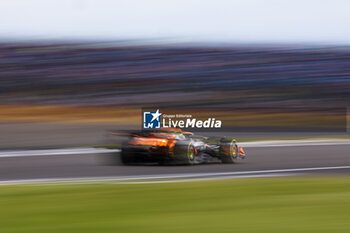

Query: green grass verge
[1,176,350,233]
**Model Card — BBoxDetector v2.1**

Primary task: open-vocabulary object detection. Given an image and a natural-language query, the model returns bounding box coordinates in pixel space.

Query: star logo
[150,109,161,122]
[143,109,162,129]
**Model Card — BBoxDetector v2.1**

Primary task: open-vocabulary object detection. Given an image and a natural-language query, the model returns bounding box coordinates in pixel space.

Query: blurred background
[2,2,350,233]
[0,0,350,148]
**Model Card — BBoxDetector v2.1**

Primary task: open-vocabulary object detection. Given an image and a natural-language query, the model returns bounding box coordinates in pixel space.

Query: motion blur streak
[0,42,349,136]
[1,42,350,109]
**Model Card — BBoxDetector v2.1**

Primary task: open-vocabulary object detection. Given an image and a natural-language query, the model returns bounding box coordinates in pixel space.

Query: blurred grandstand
[0,42,349,131]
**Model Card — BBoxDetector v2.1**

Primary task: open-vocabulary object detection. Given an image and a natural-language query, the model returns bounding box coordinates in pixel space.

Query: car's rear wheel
[121,148,136,165]
[173,141,196,165]
[186,143,196,165]
[219,139,239,164]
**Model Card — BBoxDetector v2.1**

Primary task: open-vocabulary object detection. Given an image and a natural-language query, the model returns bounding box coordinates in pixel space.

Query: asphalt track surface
[1,144,350,182]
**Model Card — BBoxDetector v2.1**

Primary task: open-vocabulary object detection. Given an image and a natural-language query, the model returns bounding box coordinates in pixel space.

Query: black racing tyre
[173,141,196,165]
[185,143,196,165]
[120,148,136,165]
[219,139,239,164]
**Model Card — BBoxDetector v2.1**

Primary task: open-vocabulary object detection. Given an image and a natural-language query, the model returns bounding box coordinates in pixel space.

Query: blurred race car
[113,128,246,165]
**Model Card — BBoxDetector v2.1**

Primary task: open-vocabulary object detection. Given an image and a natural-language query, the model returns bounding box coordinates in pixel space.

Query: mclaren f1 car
[112,128,246,165]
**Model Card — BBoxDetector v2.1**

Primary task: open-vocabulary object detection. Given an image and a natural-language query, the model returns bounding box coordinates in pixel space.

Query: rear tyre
[173,141,196,165]
[121,148,136,165]
[219,139,239,164]
[185,143,196,165]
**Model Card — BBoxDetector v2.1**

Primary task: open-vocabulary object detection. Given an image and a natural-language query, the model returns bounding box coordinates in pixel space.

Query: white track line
[121,174,294,184]
[0,148,120,158]
[0,174,292,185]
[0,165,349,185]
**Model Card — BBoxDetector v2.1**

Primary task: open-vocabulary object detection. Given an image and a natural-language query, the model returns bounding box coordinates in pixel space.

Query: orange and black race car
[113,128,246,165]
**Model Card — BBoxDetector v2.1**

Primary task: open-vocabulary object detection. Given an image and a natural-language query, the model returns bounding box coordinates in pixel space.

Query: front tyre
[219,139,239,164]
